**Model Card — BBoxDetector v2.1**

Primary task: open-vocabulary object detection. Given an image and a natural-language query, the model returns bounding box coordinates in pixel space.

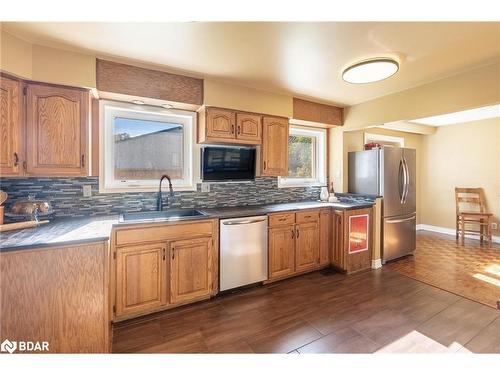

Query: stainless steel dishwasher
[219,215,268,291]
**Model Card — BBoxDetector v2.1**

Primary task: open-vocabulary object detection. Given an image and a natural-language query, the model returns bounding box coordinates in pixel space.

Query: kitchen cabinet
[268,225,295,279]
[332,207,372,274]
[198,107,262,145]
[261,116,289,176]
[0,242,110,353]
[268,210,320,281]
[112,219,218,321]
[26,83,89,176]
[236,112,261,143]
[170,237,213,304]
[319,209,331,267]
[295,221,319,273]
[115,242,167,317]
[0,76,23,176]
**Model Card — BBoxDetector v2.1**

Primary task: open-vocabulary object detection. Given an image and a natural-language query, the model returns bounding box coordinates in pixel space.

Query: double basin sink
[120,209,207,223]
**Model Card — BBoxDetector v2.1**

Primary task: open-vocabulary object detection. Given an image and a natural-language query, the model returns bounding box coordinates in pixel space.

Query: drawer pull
[13,152,19,167]
[278,218,286,222]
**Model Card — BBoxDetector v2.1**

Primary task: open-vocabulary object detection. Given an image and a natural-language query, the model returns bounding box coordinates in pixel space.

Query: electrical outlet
[201,183,210,193]
[82,185,92,197]
[491,222,498,230]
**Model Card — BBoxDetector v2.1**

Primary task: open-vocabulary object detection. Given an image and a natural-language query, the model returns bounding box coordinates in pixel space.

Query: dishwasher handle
[222,218,267,226]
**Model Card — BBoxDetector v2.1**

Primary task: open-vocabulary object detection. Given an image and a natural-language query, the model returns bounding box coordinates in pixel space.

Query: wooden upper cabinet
[198,107,263,145]
[295,221,319,273]
[170,237,212,305]
[261,116,289,176]
[26,83,89,176]
[268,225,295,279]
[205,107,235,140]
[115,242,167,318]
[236,113,261,144]
[0,77,23,176]
[319,209,332,267]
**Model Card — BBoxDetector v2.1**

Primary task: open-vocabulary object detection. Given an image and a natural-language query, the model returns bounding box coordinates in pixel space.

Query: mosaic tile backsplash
[0,177,322,221]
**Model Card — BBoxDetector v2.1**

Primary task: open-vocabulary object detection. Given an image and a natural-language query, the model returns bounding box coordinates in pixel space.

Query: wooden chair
[455,187,493,248]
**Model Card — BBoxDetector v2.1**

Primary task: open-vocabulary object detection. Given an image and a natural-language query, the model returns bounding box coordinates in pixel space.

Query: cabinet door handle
[13,152,19,167]
[237,125,241,135]
[291,229,295,239]
[163,247,166,260]
[296,228,300,238]
[263,161,267,170]
[23,161,27,171]
[81,154,85,167]
[172,247,175,259]
[231,124,235,134]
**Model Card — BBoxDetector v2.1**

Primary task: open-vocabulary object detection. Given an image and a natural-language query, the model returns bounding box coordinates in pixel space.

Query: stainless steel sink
[120,209,207,222]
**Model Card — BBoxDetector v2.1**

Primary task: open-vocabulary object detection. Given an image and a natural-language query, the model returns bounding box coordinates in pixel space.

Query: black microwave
[201,146,256,181]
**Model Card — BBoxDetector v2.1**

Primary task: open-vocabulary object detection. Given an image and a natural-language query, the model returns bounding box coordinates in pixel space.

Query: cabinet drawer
[115,220,214,246]
[268,212,295,227]
[296,210,320,223]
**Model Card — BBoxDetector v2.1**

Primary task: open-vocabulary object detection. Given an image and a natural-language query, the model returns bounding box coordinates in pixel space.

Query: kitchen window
[278,126,326,188]
[100,101,198,192]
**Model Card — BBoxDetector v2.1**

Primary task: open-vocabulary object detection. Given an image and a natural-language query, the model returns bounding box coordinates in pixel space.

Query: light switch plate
[82,185,92,197]
[492,222,498,230]
[201,183,210,193]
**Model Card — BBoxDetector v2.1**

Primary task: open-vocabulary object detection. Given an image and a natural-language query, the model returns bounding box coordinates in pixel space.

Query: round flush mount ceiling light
[342,58,399,84]
[132,99,145,105]
[161,103,174,109]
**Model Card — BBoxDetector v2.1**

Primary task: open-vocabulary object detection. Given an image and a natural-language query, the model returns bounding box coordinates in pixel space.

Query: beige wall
[343,62,500,131]
[0,29,33,78]
[204,79,293,117]
[342,128,423,223]
[1,29,96,88]
[420,118,500,236]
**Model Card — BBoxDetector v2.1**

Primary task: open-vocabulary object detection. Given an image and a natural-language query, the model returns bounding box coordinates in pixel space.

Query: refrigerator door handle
[404,156,411,204]
[398,158,406,204]
[386,215,416,224]
[401,157,408,204]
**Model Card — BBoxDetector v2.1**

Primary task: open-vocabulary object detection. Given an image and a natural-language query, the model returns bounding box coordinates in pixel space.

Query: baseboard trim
[371,259,382,269]
[417,224,500,244]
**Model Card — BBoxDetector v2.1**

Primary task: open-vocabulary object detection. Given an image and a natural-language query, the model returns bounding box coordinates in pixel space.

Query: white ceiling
[3,22,500,106]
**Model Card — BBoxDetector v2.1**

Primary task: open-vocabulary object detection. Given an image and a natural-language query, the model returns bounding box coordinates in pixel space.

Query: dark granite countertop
[0,200,374,253]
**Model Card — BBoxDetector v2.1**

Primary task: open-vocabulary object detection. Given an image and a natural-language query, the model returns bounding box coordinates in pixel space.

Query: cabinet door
[236,113,261,144]
[115,243,167,317]
[206,108,235,140]
[332,210,345,270]
[261,116,289,176]
[0,77,22,176]
[170,237,212,305]
[345,208,372,273]
[319,209,331,267]
[26,83,88,176]
[268,225,295,279]
[295,221,319,273]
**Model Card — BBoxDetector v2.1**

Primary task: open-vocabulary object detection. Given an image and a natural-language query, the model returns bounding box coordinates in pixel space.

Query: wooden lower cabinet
[268,225,295,279]
[268,210,321,281]
[295,221,319,273]
[170,237,212,304]
[115,242,167,317]
[112,219,218,321]
[332,207,372,274]
[0,242,110,353]
[319,209,332,267]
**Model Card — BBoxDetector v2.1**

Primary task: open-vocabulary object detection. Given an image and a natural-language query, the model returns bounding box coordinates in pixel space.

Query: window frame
[99,100,199,193]
[278,125,327,188]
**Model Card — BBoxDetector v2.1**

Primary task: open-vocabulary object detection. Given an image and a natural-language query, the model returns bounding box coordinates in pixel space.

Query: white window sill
[98,184,197,194]
[278,180,326,189]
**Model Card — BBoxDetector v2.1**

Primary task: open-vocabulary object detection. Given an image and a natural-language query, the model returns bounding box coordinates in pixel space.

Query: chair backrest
[455,187,487,214]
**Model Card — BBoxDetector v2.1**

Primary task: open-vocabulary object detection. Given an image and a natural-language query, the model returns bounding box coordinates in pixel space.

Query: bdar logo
[1,339,17,354]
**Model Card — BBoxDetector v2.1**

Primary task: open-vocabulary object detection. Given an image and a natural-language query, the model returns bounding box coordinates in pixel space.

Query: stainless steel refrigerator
[348,147,416,262]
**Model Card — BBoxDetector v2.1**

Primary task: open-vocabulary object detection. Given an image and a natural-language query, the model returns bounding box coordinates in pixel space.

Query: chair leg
[488,220,492,249]
[456,217,459,241]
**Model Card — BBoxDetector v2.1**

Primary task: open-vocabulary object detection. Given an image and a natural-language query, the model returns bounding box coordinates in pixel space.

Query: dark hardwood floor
[386,230,500,309]
[113,266,500,353]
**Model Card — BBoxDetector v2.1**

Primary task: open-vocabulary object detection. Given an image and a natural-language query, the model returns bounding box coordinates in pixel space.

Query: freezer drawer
[383,213,416,262]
